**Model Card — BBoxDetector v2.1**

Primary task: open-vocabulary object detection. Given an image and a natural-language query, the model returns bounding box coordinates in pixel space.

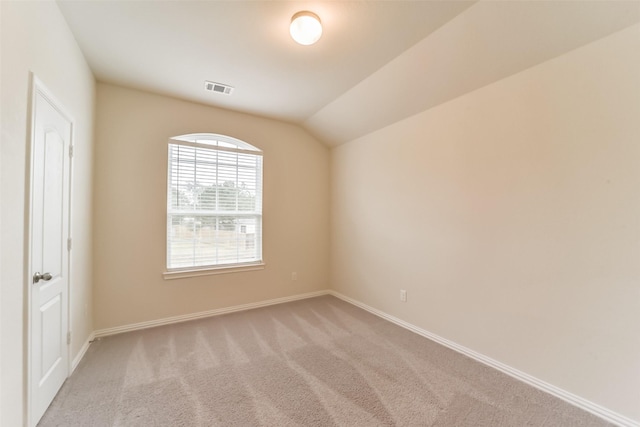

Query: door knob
[33,272,52,284]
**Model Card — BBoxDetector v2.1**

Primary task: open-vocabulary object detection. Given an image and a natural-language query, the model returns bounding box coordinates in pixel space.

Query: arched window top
[170,133,261,153]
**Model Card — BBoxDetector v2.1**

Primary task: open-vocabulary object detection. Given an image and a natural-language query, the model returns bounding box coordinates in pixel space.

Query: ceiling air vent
[204,81,234,95]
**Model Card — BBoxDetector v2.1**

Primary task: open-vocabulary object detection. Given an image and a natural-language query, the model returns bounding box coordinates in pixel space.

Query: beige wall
[0,1,95,425]
[93,84,330,330]
[331,24,640,421]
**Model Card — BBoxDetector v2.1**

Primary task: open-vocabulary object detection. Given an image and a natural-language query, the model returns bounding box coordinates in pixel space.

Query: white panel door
[29,82,72,426]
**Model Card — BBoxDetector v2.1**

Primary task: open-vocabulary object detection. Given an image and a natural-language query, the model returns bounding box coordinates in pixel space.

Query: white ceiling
[57,0,640,146]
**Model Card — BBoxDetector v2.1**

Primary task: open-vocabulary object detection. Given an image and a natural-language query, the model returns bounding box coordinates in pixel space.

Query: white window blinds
[167,134,262,270]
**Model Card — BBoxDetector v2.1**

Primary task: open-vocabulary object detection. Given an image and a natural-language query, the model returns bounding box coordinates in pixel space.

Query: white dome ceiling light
[290,11,322,46]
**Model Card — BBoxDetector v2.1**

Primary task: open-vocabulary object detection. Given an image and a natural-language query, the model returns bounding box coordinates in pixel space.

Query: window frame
[163,133,264,280]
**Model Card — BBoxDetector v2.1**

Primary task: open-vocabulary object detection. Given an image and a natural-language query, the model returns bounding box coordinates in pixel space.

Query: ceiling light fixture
[290,11,322,46]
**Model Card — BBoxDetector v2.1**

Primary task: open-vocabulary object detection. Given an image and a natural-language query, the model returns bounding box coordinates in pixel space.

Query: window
[166,133,263,273]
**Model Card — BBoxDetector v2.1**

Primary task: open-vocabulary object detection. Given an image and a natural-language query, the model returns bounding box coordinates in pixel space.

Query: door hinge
[67,237,72,251]
[69,145,74,158]
[67,331,71,345]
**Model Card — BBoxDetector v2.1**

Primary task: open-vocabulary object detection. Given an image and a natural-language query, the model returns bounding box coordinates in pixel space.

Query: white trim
[327,290,639,427]
[94,290,330,338]
[66,117,75,378]
[82,289,637,426]
[70,332,95,374]
[163,262,265,280]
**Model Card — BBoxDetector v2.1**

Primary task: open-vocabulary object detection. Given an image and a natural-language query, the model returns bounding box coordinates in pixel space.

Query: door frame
[25,73,75,427]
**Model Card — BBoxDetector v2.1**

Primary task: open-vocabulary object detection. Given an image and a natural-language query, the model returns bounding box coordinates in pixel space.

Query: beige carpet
[40,295,611,426]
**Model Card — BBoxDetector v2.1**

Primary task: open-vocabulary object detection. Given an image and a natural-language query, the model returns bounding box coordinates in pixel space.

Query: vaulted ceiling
[57,1,640,146]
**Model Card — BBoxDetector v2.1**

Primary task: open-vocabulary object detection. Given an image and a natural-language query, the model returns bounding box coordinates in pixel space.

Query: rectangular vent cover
[204,81,234,95]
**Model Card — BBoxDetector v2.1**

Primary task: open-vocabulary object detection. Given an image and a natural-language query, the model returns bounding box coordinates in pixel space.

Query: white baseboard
[78,289,637,427]
[71,331,95,374]
[93,290,330,338]
[327,290,639,427]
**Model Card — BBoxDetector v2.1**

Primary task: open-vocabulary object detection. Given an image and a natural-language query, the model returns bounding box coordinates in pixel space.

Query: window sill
[163,262,265,280]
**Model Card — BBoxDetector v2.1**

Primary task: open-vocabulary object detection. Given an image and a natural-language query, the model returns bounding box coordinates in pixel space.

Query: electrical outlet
[400,290,407,302]
[291,272,298,281]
